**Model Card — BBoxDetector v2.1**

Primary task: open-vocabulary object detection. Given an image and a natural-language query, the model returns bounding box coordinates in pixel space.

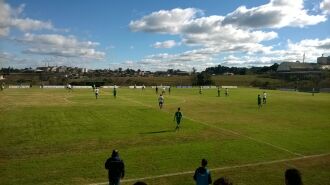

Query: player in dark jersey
[174,107,183,130]
[258,94,262,109]
[113,86,117,98]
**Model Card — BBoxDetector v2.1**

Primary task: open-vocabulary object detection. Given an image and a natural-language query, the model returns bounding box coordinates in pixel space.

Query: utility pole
[303,53,305,63]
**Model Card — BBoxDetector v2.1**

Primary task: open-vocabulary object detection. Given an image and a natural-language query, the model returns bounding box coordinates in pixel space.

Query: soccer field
[0,87,329,185]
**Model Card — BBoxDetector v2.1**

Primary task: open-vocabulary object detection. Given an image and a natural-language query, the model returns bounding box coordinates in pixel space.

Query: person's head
[111,149,119,157]
[285,168,302,185]
[258,94,260,97]
[133,181,147,185]
[178,107,180,111]
[201,159,208,167]
[213,177,233,185]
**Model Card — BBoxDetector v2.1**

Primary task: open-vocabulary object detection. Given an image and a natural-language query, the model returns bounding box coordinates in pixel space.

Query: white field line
[118,96,304,157]
[88,152,330,185]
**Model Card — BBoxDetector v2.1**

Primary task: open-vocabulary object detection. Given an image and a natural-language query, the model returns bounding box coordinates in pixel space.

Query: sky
[0,0,330,71]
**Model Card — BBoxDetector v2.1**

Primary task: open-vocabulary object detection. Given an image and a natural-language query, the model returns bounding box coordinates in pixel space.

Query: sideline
[88,152,330,185]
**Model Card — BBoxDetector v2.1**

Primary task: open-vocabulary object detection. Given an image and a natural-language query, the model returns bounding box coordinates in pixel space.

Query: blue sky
[1,0,330,71]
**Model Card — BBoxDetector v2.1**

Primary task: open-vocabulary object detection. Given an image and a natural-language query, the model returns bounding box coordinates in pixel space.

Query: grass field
[0,87,329,185]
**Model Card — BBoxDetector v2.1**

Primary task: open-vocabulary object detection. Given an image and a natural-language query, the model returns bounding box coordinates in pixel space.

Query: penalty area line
[88,152,330,185]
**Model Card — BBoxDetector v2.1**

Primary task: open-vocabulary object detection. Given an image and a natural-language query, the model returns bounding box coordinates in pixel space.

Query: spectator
[213,177,233,185]
[105,150,125,185]
[285,168,303,185]
[193,159,212,185]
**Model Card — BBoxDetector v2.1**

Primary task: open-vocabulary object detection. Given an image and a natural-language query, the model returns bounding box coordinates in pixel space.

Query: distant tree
[204,65,246,75]
[192,72,214,85]
[192,67,197,74]
[167,69,174,74]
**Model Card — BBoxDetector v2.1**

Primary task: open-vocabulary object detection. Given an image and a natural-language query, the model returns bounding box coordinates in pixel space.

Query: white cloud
[0,0,54,37]
[17,33,105,60]
[129,37,330,70]
[130,8,278,50]
[182,22,278,47]
[222,0,327,28]
[0,51,36,68]
[18,33,99,48]
[221,38,330,67]
[123,47,219,71]
[127,2,330,70]
[0,51,98,68]
[152,40,178,48]
[285,38,330,60]
[129,8,200,34]
[320,0,330,14]
[11,18,53,31]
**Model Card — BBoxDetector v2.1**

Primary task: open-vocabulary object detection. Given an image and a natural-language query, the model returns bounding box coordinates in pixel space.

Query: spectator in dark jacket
[193,159,212,185]
[285,168,303,185]
[105,150,125,185]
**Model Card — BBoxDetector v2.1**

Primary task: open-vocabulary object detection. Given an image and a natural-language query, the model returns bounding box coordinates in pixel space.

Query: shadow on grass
[139,129,175,135]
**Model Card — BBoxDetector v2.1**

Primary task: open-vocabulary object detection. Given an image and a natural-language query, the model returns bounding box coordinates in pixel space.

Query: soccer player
[168,86,171,95]
[263,92,267,104]
[95,87,99,99]
[158,94,164,109]
[199,86,202,94]
[217,86,220,97]
[174,107,183,130]
[113,86,117,98]
[225,88,228,96]
[155,85,158,94]
[162,86,166,94]
[67,84,72,91]
[258,94,262,109]
[0,82,4,91]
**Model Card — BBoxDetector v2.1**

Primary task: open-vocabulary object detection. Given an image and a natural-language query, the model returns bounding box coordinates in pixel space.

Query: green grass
[0,87,329,185]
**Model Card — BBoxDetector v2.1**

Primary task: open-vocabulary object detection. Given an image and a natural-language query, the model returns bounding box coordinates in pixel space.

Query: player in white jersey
[263,92,267,104]
[158,94,164,109]
[95,87,99,99]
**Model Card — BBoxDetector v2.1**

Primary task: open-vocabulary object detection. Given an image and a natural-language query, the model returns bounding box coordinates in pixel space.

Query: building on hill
[277,61,320,72]
[317,55,330,70]
[56,66,67,73]
[277,54,330,73]
[223,72,234,76]
[276,61,322,82]
[36,67,50,72]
